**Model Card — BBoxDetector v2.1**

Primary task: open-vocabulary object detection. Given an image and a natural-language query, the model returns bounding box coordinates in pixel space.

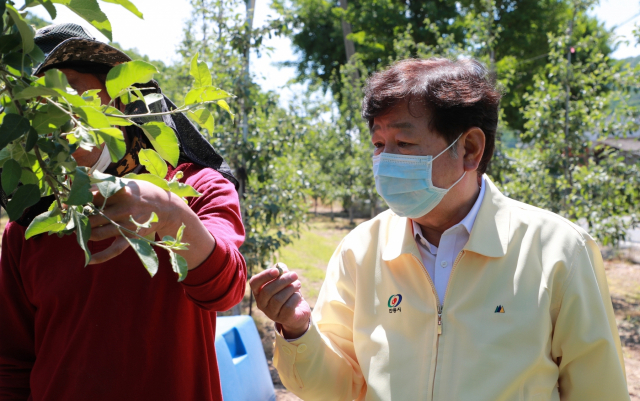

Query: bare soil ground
[605,258,640,400]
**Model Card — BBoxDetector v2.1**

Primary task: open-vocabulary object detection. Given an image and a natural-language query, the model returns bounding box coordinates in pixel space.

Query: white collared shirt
[412,177,486,305]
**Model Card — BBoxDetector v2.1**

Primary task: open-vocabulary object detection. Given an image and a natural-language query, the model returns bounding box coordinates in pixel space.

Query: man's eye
[373,142,384,149]
[398,141,411,147]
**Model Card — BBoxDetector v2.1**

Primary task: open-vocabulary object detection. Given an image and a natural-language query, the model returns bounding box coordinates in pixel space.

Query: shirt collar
[411,177,486,248]
[383,174,510,261]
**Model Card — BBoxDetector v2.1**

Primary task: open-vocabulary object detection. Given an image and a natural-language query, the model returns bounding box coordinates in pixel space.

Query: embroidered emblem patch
[388,294,402,313]
[494,305,505,313]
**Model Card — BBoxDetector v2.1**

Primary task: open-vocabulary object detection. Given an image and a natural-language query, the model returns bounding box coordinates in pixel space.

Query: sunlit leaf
[124,236,159,276]
[130,212,158,230]
[101,0,143,18]
[32,104,71,133]
[97,128,126,162]
[72,208,92,265]
[13,86,59,100]
[6,5,35,53]
[188,108,215,133]
[140,122,179,167]
[91,171,126,198]
[51,0,113,41]
[170,251,188,282]
[216,100,234,120]
[25,209,66,239]
[184,86,232,106]
[101,106,133,126]
[66,167,93,205]
[106,60,158,99]
[167,181,201,198]
[123,172,170,191]
[74,106,112,129]
[138,148,167,178]
[190,53,212,88]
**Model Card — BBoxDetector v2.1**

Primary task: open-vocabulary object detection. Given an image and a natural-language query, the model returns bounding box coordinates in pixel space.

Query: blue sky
[28,0,640,99]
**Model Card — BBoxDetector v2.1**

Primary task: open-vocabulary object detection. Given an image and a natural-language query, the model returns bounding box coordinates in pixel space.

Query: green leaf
[44,69,69,89]
[101,0,142,18]
[184,86,232,106]
[37,0,57,19]
[124,236,159,276]
[32,104,71,133]
[25,209,66,239]
[6,184,40,221]
[1,159,21,194]
[52,88,87,107]
[74,106,112,129]
[66,167,93,205]
[72,208,92,265]
[92,171,125,198]
[216,100,233,119]
[28,44,46,64]
[96,128,126,162]
[138,148,167,178]
[129,212,158,230]
[106,60,158,99]
[140,122,179,167]
[51,0,113,41]
[6,5,35,54]
[14,86,60,100]
[20,168,38,186]
[123,173,170,191]
[167,181,201,198]
[190,53,212,89]
[25,128,38,152]
[188,108,215,133]
[101,106,133,126]
[0,114,31,150]
[170,251,188,282]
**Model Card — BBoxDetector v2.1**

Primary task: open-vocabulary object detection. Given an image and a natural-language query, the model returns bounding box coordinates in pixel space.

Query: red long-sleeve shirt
[0,164,247,401]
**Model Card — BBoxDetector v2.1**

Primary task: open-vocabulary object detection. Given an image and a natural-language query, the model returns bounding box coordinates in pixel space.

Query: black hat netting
[34,23,94,55]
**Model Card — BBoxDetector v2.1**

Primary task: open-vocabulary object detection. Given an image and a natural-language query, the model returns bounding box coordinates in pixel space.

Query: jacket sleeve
[0,223,34,401]
[551,234,629,401]
[178,166,247,311]
[273,239,366,401]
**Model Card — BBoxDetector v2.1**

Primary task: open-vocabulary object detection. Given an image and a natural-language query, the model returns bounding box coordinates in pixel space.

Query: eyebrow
[370,121,415,134]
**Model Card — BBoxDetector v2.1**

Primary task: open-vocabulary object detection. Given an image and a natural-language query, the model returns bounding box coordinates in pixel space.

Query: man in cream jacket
[250,58,629,400]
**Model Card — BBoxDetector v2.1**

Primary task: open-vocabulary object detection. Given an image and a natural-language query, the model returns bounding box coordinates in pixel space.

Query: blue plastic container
[216,316,276,401]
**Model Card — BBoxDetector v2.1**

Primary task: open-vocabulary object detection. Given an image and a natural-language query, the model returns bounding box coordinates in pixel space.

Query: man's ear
[461,127,485,172]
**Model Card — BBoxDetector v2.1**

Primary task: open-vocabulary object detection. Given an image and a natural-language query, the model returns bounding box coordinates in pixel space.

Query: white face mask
[372,135,466,219]
[88,145,112,175]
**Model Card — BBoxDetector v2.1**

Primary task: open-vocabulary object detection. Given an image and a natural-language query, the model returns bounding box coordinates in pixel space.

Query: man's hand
[87,178,216,269]
[250,263,311,339]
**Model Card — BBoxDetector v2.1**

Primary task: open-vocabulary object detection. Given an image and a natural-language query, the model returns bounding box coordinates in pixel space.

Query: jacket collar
[382,175,510,261]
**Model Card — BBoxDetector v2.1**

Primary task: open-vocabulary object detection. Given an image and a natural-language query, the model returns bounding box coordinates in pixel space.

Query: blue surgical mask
[372,135,466,219]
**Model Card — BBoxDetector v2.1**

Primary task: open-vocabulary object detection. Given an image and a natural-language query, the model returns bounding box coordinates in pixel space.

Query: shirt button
[441,261,448,268]
[297,344,308,353]
[283,347,292,356]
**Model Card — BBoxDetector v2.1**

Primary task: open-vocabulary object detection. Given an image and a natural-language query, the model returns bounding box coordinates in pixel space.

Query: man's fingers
[249,268,280,293]
[88,237,130,265]
[258,272,299,302]
[268,281,302,317]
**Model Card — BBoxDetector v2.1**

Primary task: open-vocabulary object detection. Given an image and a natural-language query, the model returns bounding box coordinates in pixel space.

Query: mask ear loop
[433,133,464,160]
[432,133,466,190]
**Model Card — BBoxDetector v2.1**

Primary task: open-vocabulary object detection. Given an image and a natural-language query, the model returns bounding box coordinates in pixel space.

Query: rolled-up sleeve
[175,165,247,311]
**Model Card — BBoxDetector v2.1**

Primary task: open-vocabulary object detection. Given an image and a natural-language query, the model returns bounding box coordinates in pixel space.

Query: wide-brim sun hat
[34,23,131,75]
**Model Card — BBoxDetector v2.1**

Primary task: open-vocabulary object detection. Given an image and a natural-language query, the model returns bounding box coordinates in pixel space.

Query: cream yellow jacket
[274,176,629,401]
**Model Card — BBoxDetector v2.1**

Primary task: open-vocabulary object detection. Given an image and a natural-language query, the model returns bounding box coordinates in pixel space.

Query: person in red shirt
[0,24,247,401]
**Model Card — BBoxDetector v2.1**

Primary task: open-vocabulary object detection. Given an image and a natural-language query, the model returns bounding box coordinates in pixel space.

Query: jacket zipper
[412,250,466,401]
